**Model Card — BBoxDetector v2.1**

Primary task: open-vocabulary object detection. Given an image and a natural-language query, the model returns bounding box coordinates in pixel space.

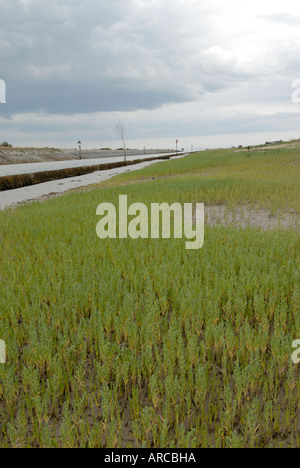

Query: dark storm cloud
[0,0,204,115]
[4,79,186,115]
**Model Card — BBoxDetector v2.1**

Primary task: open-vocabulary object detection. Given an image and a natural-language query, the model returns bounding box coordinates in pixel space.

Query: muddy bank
[0,148,177,165]
[0,154,178,192]
[0,156,187,211]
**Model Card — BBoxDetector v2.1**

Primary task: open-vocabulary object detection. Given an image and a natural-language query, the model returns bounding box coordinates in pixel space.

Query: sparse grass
[0,145,299,448]
[100,148,300,213]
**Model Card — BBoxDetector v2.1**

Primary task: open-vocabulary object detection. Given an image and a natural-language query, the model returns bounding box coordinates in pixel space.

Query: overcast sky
[1,0,300,149]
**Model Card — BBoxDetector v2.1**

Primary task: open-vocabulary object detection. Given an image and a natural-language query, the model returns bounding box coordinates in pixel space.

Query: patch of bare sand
[202,205,299,231]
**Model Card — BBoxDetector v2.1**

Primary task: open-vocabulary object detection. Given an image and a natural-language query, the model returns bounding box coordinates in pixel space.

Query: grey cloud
[0,0,197,115]
[5,79,187,115]
[0,0,269,117]
[1,0,300,148]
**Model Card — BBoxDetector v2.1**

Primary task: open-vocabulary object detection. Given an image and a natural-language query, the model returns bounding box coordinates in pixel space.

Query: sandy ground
[203,204,299,231]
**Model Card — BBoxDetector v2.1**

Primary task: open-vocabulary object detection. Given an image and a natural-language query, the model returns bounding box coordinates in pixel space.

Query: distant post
[176,139,178,153]
[115,120,127,163]
[78,141,82,160]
